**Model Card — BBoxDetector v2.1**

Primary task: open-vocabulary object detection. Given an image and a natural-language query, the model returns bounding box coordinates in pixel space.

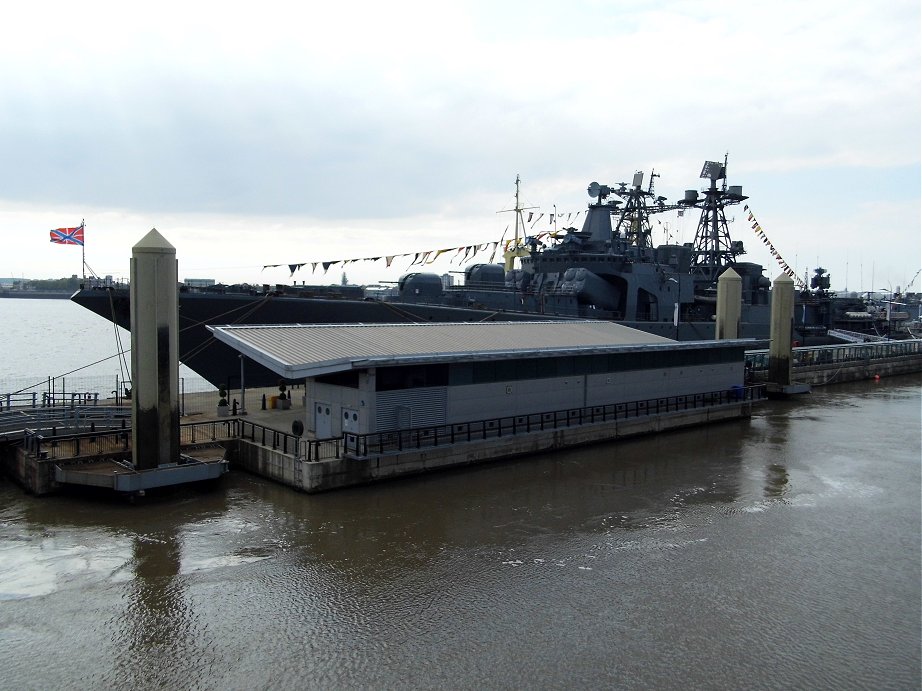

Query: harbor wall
[228,401,753,494]
[1,447,57,495]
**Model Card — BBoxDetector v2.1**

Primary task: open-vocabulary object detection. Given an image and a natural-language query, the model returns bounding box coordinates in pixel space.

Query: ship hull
[71,287,772,388]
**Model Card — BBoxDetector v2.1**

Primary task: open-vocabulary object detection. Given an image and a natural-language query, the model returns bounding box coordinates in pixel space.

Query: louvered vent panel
[375,387,447,431]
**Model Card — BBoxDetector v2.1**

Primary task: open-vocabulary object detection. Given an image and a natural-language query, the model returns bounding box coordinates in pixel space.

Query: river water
[0,297,208,394]
[1,364,919,689]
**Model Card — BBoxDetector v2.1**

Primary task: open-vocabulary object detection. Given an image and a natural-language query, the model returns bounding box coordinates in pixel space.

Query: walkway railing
[745,339,922,372]
[234,419,340,461]
[17,386,762,464]
[0,406,131,436]
[16,417,341,463]
[162,418,338,460]
[343,385,765,458]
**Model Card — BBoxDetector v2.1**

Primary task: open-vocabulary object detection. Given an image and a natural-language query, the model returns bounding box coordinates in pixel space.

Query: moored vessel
[72,158,901,387]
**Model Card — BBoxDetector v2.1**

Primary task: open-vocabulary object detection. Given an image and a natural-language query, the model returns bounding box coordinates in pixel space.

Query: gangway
[828,329,889,343]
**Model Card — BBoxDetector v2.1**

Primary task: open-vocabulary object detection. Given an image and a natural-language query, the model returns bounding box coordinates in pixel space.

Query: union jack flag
[50,223,84,246]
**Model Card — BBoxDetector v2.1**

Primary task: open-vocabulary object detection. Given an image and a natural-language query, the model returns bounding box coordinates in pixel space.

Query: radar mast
[680,155,749,283]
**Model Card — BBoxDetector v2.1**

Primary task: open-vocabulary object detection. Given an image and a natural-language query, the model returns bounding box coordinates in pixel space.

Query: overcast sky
[2,0,919,294]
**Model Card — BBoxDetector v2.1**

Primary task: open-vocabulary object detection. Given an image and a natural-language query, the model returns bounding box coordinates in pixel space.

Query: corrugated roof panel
[207,321,746,379]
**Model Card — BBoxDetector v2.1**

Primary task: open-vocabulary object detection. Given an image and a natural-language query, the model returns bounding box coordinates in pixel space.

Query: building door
[342,408,359,434]
[314,403,332,438]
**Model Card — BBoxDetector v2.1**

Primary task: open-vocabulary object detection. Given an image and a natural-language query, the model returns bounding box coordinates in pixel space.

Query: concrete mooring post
[715,267,742,340]
[130,228,180,470]
[767,272,810,396]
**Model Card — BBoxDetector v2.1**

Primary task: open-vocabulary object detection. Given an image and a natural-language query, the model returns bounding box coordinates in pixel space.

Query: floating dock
[228,390,761,493]
[2,340,919,497]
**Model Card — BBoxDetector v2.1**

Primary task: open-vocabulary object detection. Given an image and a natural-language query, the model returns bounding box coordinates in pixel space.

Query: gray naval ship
[73,158,823,388]
[395,157,770,341]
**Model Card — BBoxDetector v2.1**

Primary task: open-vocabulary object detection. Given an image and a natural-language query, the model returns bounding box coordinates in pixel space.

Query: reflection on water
[1,376,919,689]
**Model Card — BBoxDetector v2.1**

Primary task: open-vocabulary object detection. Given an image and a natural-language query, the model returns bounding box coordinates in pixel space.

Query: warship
[70,159,892,388]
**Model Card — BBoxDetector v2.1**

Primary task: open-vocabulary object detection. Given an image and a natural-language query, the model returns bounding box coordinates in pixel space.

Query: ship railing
[745,339,922,372]
[343,384,765,458]
[80,276,128,289]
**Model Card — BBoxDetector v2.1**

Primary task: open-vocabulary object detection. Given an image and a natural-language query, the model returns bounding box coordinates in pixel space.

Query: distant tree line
[9,276,82,291]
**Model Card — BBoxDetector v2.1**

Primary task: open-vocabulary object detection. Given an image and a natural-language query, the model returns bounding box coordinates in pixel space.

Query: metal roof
[207,321,751,379]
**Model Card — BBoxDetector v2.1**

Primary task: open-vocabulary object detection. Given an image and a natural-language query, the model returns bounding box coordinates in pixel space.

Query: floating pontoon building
[209,321,752,439]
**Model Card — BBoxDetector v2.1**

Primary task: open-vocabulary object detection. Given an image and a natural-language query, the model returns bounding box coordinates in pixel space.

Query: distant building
[184,278,216,288]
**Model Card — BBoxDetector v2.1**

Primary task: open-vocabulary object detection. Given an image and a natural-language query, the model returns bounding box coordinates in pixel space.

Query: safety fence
[343,385,765,457]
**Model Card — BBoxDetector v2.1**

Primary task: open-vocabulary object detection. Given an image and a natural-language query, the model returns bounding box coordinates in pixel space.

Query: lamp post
[239,354,247,415]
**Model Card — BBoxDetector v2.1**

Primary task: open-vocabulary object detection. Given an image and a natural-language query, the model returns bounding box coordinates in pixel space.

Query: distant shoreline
[0,291,72,300]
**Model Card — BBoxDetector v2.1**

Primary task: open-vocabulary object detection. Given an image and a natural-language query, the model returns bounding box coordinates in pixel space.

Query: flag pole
[82,219,86,281]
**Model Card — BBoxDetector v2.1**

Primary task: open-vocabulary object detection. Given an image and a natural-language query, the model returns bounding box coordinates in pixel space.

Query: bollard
[232,399,238,416]
[261,393,267,410]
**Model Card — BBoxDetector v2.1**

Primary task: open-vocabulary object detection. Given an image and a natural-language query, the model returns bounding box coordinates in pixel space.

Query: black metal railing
[19,417,342,463]
[20,385,764,464]
[23,427,132,461]
[344,385,765,457]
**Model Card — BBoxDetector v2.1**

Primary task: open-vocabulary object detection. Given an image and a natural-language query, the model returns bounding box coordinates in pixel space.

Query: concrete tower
[130,229,179,470]
[769,272,795,387]
[715,267,742,340]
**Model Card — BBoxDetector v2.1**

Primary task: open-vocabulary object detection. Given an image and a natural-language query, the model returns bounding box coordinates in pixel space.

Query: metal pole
[239,354,247,415]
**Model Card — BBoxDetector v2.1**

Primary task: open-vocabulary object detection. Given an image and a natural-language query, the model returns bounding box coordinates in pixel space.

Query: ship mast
[681,155,748,283]
[514,174,522,246]
[499,174,537,271]
[612,170,675,248]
